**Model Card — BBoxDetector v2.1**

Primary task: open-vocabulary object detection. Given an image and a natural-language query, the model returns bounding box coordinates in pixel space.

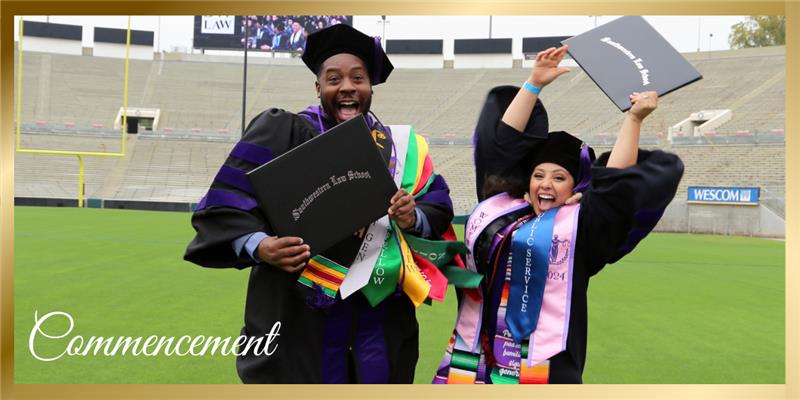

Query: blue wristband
[523,81,542,95]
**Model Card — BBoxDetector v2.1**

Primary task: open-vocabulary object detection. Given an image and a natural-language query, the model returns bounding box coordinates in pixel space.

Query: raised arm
[606,91,658,168]
[501,45,570,132]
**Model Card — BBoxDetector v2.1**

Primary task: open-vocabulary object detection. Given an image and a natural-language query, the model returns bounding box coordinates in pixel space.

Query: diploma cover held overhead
[246,115,397,257]
[562,16,702,112]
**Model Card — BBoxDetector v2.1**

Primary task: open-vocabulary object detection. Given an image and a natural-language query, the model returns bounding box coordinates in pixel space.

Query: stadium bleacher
[17,46,785,138]
[14,46,785,218]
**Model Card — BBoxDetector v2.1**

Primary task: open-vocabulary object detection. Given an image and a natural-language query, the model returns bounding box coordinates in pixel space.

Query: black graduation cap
[474,85,549,185]
[301,24,394,85]
[529,130,596,191]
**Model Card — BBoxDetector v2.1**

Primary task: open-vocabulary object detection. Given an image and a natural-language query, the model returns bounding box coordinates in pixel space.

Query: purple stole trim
[372,37,384,84]
[214,165,255,195]
[427,173,449,192]
[321,297,390,383]
[457,193,527,352]
[230,141,273,165]
[572,143,594,193]
[321,298,353,383]
[299,105,382,136]
[432,338,453,384]
[196,188,257,211]
[353,301,390,383]
[465,193,529,274]
[489,220,521,269]
[415,189,452,208]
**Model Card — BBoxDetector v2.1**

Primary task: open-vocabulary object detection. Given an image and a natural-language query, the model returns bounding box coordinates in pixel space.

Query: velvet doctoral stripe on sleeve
[415,174,455,239]
[184,108,319,269]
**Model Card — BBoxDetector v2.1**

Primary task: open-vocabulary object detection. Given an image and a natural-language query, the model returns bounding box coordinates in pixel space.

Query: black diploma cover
[562,16,703,112]
[247,115,398,256]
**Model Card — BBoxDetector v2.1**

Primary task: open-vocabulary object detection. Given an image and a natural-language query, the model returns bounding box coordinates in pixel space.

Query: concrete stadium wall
[569,143,785,237]
[522,58,579,69]
[161,51,305,66]
[93,43,153,60]
[656,201,784,237]
[454,54,513,69]
[20,37,82,55]
[15,197,195,212]
[389,54,445,69]
[15,194,785,238]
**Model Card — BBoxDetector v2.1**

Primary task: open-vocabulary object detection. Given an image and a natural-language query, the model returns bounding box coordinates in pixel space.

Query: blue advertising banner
[687,186,760,205]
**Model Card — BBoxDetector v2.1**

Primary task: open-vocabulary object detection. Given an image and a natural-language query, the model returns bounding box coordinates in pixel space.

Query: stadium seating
[17,46,785,139]
[14,46,785,217]
[14,135,784,217]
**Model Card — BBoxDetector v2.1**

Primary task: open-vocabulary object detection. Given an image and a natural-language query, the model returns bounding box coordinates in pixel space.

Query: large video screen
[193,15,353,52]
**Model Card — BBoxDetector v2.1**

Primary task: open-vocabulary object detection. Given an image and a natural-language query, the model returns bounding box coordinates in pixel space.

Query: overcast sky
[15,15,748,55]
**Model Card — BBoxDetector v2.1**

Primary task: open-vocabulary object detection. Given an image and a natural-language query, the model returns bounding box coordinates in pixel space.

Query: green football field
[13,206,784,384]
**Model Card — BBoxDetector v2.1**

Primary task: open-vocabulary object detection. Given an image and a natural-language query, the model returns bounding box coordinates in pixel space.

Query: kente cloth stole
[297,255,349,297]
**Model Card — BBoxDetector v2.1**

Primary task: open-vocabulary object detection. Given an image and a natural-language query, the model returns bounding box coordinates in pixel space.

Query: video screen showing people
[239,15,353,52]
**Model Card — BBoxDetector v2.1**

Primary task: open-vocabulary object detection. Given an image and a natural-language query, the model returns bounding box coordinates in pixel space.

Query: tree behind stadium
[729,16,785,49]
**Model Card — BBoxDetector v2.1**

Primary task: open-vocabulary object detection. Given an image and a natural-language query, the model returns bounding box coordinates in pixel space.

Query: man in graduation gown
[184,24,455,383]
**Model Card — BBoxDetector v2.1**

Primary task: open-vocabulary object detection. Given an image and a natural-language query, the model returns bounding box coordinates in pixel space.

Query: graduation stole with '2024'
[434,193,580,384]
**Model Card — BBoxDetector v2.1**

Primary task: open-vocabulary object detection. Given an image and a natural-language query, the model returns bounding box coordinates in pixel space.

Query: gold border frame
[1,1,796,399]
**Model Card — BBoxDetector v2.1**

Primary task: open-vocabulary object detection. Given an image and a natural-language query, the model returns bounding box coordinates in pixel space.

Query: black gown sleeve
[577,149,684,276]
[474,95,548,202]
[184,108,318,269]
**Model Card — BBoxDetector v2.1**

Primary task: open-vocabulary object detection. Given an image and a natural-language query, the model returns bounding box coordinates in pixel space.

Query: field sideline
[13,207,784,383]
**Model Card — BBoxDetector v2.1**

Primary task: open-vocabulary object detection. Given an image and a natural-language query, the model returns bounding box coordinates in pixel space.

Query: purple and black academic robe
[185,107,454,383]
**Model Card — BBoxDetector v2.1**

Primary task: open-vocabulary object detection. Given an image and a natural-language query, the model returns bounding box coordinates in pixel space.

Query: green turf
[583,233,784,383]
[13,207,784,383]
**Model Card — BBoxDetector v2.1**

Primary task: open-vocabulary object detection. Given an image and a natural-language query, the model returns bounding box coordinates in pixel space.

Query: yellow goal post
[15,16,133,208]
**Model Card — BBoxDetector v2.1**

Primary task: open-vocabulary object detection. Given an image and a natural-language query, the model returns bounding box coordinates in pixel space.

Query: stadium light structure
[697,16,702,52]
[377,16,390,49]
[241,18,249,137]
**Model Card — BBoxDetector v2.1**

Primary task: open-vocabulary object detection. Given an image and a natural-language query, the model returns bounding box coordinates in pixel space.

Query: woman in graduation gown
[185,24,456,383]
[433,46,684,384]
